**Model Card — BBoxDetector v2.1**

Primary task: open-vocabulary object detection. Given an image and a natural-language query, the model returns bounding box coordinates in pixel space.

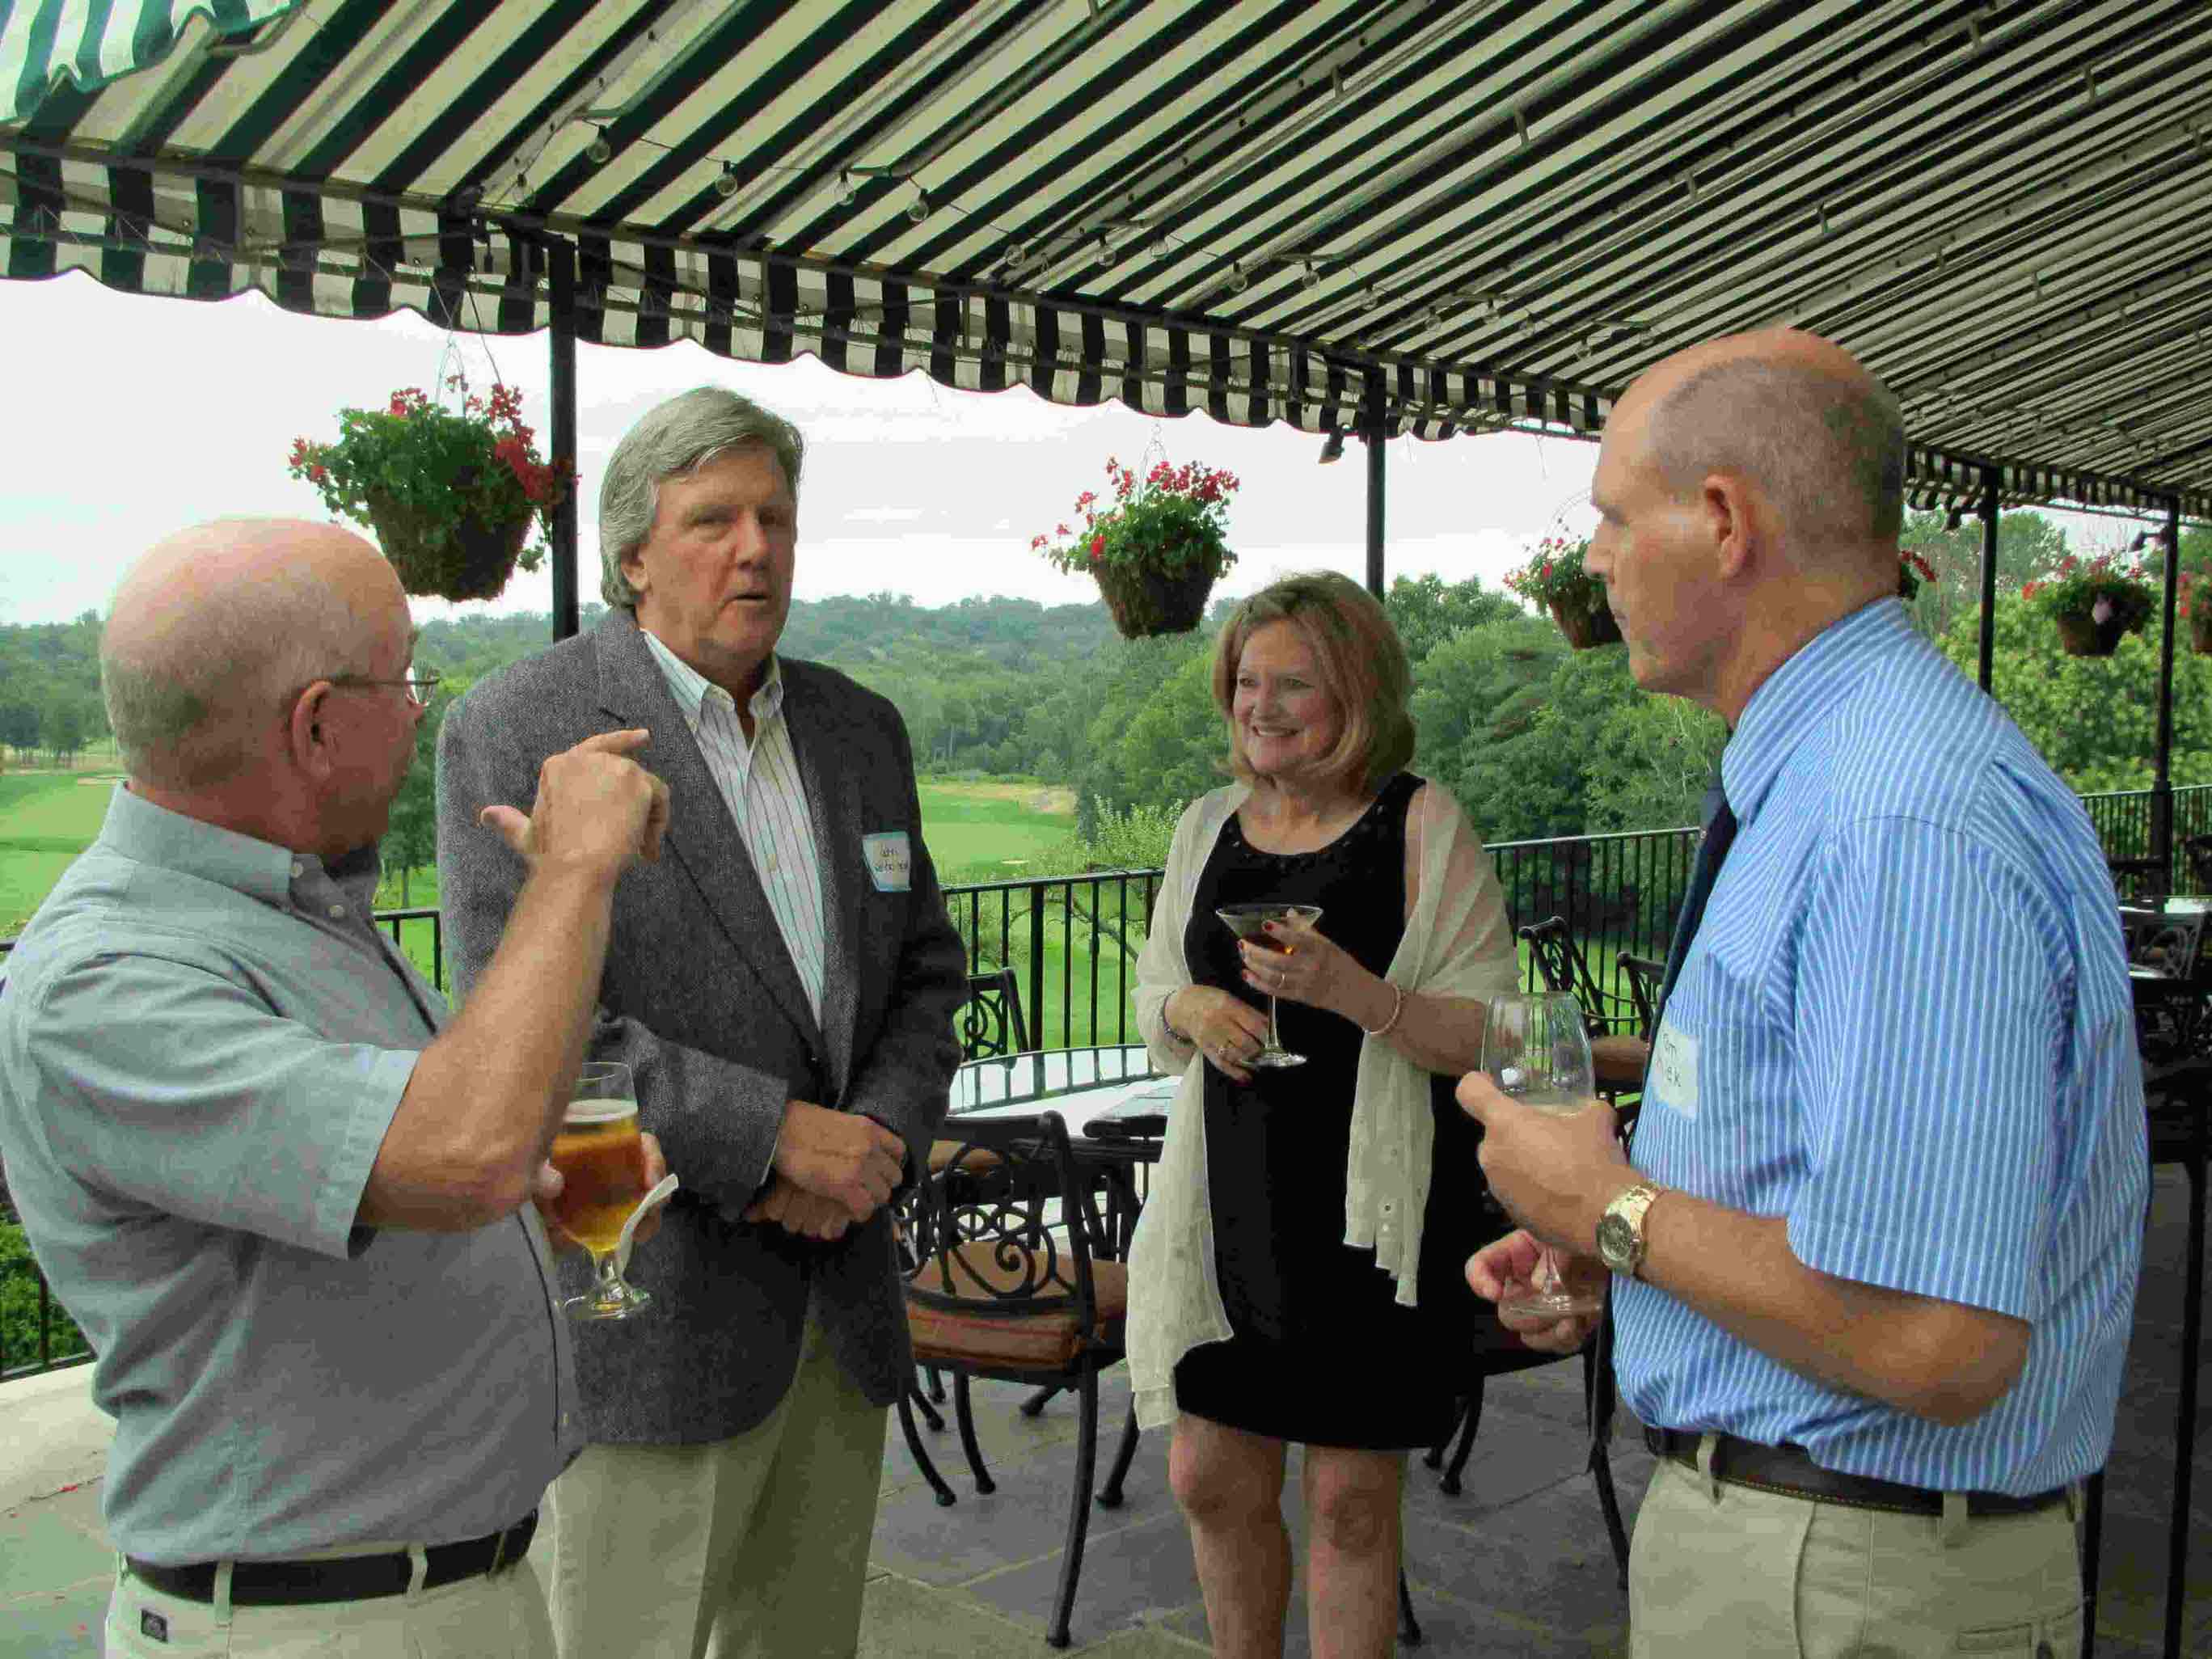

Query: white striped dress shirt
[1616,597,2147,1494]
[640,630,826,1023]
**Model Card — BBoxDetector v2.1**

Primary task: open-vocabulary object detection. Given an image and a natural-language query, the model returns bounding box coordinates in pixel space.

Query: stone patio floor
[2,1162,2206,1657]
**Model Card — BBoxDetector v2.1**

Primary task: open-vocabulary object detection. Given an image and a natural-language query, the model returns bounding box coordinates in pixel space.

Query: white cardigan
[1123,780,1519,1433]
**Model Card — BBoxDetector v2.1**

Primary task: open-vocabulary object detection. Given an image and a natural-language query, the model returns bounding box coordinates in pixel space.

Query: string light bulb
[714,162,739,198]
[908,190,930,223]
[586,125,612,164]
[838,171,858,205]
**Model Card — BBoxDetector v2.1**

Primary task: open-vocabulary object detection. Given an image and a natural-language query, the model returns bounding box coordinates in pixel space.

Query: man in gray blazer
[437,386,966,1658]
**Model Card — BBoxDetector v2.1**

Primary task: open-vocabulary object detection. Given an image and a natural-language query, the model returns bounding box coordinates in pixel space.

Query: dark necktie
[1590,772,1737,1462]
[1656,775,1739,1015]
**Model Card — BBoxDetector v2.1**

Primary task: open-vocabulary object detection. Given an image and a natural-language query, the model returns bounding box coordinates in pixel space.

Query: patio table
[947,1045,1177,1258]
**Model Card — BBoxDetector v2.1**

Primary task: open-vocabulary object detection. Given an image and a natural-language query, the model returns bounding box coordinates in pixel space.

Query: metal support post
[548,237,580,641]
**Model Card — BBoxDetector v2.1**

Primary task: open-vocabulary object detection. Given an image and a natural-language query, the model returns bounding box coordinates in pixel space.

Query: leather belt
[127,1511,537,1606]
[1644,1429,2066,1519]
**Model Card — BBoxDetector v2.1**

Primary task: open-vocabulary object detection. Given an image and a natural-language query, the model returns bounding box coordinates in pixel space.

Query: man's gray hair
[102,563,372,790]
[598,387,805,610]
[1649,357,1905,549]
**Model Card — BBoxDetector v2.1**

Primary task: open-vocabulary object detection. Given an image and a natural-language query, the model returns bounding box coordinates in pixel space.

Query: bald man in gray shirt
[0,520,669,1659]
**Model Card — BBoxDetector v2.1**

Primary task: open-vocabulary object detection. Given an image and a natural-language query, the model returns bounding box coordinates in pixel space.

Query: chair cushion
[907,1243,1127,1370]
[927,1138,1005,1176]
[1590,1033,1650,1091]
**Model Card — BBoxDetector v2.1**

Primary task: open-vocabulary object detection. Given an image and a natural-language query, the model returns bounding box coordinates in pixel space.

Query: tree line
[6,510,2210,885]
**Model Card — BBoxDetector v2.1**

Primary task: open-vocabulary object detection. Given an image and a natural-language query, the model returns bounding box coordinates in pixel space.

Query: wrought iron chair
[2130,1054,2212,1658]
[1619,952,1667,1041]
[957,966,1030,1062]
[893,1112,1131,1648]
[1518,917,1650,1104]
[2121,906,2209,1063]
[2183,834,2212,894]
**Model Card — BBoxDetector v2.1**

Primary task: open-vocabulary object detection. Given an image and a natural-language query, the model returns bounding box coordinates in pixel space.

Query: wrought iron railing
[5,779,2210,1380]
[0,1199,91,1382]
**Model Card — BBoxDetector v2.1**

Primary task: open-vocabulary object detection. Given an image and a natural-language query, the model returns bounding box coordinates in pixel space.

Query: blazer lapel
[781,666,861,1100]
[593,616,823,1049]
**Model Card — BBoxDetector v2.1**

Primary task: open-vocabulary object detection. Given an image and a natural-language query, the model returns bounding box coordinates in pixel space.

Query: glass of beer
[549,1062,652,1321]
[1215,902,1325,1068]
[1483,992,1606,1323]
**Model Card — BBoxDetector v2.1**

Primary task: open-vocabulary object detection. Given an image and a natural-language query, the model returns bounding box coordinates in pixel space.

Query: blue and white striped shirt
[640,631,827,1023]
[1616,597,2147,1493]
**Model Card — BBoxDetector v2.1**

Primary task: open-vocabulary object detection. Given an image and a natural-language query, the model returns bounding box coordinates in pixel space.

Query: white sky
[0,273,1602,627]
[0,275,2144,630]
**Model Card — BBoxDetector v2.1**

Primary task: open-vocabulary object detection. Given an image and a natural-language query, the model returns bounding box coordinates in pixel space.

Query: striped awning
[2,0,2206,519]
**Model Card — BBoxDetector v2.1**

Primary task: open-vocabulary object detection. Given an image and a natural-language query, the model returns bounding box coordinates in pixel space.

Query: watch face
[1596,1212,1633,1270]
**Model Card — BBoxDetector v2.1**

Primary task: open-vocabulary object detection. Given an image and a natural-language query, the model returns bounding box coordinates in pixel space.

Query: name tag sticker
[862,831,912,893]
[1652,1020,1699,1120]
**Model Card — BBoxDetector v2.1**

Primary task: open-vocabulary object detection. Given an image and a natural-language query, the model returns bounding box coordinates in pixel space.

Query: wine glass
[1483,992,1606,1322]
[1214,902,1324,1068]
[548,1062,654,1320]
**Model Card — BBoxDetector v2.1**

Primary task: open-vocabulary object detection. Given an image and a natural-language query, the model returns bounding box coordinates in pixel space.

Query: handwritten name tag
[862,830,912,893]
[1651,1019,1699,1120]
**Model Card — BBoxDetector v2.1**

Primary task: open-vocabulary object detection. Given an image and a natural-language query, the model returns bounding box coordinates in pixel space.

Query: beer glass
[1483,992,1606,1322]
[1215,902,1324,1068]
[549,1062,653,1320]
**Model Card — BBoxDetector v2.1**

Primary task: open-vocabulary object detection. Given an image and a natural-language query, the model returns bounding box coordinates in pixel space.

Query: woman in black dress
[1127,572,1521,1658]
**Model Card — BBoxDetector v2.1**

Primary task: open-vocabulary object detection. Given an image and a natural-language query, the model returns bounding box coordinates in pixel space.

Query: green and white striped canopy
[2,0,2206,517]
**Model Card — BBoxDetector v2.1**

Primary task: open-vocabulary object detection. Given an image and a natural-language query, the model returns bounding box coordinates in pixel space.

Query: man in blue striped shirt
[1461,329,2147,1657]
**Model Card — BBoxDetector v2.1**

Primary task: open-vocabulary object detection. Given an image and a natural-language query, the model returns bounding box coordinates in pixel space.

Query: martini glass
[1215,902,1324,1068]
[1484,992,1606,1322]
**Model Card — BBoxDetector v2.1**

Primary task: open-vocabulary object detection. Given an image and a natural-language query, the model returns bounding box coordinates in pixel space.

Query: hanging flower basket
[2053,613,2129,658]
[361,487,532,603]
[1506,534,1619,649]
[1898,549,1937,602]
[288,381,570,602]
[1091,555,1218,637]
[2023,554,2155,660]
[1548,597,1622,649]
[1033,455,1239,640]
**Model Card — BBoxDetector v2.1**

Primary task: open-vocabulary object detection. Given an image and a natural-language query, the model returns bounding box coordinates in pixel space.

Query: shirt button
[328,904,345,918]
[290,860,305,878]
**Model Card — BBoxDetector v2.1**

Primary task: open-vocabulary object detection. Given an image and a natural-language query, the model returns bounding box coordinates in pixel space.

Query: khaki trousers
[1629,1450,2084,1657]
[545,1309,889,1659]
[102,1554,552,1657]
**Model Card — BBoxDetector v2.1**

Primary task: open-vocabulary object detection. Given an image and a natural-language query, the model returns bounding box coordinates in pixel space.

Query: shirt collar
[639,627,783,732]
[1721,596,1915,826]
[96,784,375,909]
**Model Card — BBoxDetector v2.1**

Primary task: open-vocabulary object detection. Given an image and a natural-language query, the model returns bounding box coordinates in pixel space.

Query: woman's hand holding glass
[1167,986,1273,1084]
[1234,910,1359,1014]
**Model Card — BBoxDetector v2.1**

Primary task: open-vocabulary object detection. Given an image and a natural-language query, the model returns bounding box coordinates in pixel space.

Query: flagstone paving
[3,1162,2206,1656]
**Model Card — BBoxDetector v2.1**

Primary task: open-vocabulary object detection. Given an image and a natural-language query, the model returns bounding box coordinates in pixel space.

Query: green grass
[0,771,120,935]
[917,779,1077,879]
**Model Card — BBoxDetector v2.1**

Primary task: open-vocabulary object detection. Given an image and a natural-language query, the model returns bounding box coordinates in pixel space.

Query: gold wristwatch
[1595,1182,1664,1281]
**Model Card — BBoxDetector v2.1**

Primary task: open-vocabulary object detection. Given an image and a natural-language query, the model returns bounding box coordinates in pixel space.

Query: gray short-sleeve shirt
[0,786,582,1562]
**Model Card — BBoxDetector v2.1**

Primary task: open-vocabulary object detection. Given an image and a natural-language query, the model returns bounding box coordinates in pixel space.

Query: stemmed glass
[548,1062,654,1321]
[1483,992,1606,1322]
[1215,902,1324,1068]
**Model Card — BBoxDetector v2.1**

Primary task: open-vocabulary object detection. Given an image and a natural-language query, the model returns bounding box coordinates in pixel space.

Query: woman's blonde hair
[1211,569,1414,796]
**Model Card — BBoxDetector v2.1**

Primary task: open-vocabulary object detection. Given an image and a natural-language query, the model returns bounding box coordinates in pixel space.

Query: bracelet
[1360,981,1405,1038]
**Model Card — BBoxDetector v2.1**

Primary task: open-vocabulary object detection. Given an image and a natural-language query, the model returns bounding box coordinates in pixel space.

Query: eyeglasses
[325,667,442,707]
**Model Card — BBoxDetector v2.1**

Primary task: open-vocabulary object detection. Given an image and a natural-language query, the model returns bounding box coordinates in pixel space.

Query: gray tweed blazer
[434,610,965,1444]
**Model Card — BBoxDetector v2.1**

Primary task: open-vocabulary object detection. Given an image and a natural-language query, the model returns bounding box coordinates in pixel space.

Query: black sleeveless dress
[1171,773,1513,1450]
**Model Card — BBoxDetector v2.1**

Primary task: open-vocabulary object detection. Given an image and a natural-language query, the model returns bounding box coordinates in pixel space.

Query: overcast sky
[0,272,1607,628]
